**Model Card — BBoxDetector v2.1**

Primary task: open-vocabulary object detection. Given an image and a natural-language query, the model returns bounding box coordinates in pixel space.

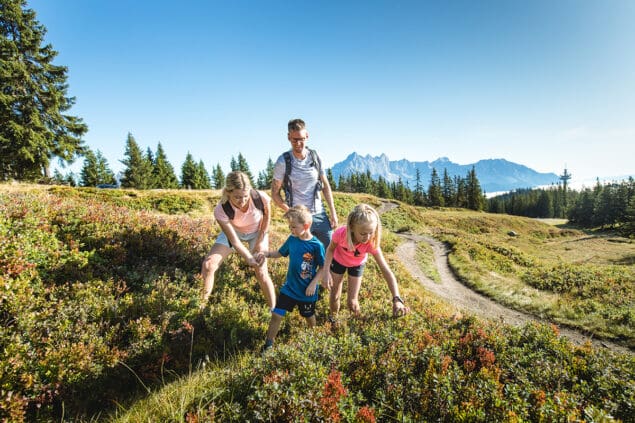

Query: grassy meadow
[1,184,633,422]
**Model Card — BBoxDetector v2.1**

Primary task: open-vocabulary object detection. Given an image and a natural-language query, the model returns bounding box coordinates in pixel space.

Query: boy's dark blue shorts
[273,293,316,318]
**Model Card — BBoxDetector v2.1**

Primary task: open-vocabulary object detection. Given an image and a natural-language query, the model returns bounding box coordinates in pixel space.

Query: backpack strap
[282,151,293,206]
[221,199,235,220]
[250,189,265,215]
[221,189,264,220]
[307,148,323,200]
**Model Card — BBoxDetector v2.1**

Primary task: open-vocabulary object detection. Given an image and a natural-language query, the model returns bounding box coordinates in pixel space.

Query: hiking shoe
[261,340,274,355]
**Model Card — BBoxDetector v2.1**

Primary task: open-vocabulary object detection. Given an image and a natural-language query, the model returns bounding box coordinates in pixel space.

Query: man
[271,118,338,247]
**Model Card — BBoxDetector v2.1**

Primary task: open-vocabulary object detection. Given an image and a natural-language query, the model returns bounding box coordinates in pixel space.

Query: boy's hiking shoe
[262,340,273,355]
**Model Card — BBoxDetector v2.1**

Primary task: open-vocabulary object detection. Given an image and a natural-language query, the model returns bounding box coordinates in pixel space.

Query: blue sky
[29,0,635,184]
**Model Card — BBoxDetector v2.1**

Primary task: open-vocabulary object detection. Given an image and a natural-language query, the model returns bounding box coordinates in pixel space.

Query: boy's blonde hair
[284,205,313,226]
[221,171,252,203]
[346,203,382,250]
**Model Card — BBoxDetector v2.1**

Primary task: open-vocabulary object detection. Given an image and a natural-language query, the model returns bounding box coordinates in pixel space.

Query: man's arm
[320,173,338,228]
[271,178,290,212]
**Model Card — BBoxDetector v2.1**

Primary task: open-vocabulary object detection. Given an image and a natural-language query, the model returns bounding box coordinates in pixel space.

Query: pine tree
[413,169,425,206]
[623,195,635,237]
[180,152,197,189]
[211,163,225,189]
[1,0,88,180]
[80,149,99,187]
[427,168,443,207]
[194,160,211,189]
[152,142,178,189]
[327,168,336,192]
[80,149,115,186]
[442,169,457,207]
[257,157,275,189]
[466,167,485,211]
[120,133,153,189]
[377,176,392,199]
[236,153,255,186]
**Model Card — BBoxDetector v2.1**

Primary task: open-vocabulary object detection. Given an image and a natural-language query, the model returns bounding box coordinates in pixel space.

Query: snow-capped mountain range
[329,153,560,194]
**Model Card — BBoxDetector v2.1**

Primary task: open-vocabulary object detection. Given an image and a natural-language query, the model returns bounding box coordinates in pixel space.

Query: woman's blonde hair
[346,203,381,250]
[221,171,252,203]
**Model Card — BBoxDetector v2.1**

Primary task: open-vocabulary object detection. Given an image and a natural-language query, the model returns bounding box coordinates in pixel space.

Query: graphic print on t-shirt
[300,252,314,280]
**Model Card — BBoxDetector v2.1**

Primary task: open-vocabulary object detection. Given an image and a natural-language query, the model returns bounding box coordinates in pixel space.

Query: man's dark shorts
[311,210,332,248]
[273,293,316,318]
[330,257,366,277]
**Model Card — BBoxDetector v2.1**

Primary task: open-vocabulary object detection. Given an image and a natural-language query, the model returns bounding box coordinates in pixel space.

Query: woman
[201,171,275,309]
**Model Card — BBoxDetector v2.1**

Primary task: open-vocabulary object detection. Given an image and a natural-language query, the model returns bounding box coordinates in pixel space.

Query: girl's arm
[322,241,336,289]
[218,220,259,267]
[372,250,410,316]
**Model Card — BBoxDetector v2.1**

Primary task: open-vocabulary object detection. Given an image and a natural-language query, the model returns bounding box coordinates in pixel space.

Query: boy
[257,205,326,351]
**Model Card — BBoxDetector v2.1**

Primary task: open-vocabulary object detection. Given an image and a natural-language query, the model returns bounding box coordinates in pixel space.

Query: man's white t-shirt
[273,150,324,214]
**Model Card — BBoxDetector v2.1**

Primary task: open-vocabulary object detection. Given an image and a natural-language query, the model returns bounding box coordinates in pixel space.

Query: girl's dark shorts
[273,293,316,318]
[330,258,365,277]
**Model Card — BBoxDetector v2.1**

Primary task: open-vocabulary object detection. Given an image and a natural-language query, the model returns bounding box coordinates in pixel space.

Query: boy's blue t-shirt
[278,235,325,302]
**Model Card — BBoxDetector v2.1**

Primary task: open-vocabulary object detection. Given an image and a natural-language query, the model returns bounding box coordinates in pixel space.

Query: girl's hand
[349,299,361,316]
[323,273,332,290]
[392,296,410,317]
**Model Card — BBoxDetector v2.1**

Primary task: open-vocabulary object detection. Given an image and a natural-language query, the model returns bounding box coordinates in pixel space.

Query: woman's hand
[246,256,259,268]
[253,252,266,266]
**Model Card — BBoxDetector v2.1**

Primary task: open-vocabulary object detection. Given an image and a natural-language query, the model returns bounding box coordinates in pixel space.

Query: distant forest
[53,137,634,237]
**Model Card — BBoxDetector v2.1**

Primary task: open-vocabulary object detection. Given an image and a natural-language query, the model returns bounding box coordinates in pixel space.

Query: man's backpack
[221,189,264,220]
[282,148,323,207]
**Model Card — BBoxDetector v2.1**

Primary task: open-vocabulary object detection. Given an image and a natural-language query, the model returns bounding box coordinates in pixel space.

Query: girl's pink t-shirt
[213,191,271,234]
[332,225,378,267]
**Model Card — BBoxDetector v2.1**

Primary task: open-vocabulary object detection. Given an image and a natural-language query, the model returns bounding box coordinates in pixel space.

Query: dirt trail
[377,201,632,355]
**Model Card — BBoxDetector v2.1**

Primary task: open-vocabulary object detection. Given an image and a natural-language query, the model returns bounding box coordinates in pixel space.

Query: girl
[200,171,275,309]
[324,203,409,318]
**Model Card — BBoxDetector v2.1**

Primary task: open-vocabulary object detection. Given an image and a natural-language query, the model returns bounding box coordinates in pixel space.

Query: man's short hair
[288,118,306,132]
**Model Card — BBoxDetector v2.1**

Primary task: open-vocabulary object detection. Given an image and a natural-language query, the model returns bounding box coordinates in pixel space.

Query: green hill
[1,184,633,422]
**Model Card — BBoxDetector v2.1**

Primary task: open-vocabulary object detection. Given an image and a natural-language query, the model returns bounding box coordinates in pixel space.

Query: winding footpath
[377,201,632,355]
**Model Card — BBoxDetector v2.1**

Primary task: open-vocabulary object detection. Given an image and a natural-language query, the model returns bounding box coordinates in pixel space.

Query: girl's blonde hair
[221,171,252,203]
[346,203,381,250]
[284,205,313,225]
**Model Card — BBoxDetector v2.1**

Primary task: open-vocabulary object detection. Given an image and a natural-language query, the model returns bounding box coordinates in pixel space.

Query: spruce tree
[427,168,443,207]
[326,168,336,192]
[212,163,225,189]
[80,149,115,187]
[1,0,88,180]
[413,169,425,206]
[80,149,99,187]
[466,167,485,211]
[120,133,153,189]
[180,152,197,189]
[195,160,211,189]
[442,169,457,207]
[152,142,178,189]
[236,152,255,186]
